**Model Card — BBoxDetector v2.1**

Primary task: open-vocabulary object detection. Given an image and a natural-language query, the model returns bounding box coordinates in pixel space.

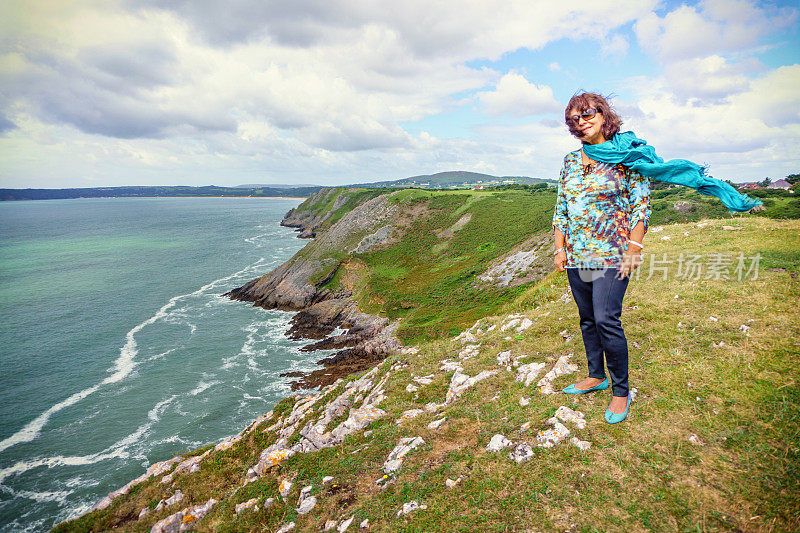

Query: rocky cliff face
[280,188,359,238]
[225,192,403,389]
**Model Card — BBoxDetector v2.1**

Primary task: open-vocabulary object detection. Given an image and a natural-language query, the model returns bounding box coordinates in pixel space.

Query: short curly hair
[565,92,622,141]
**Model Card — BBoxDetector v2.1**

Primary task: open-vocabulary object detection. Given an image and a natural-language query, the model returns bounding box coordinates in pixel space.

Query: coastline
[1,196,309,201]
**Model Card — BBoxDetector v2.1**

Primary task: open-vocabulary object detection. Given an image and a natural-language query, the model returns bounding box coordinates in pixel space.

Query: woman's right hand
[554,250,567,271]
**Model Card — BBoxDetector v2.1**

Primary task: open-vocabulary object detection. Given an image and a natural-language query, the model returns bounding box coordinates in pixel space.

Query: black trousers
[566,268,630,397]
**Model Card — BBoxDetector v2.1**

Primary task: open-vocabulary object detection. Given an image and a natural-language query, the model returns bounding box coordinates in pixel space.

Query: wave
[0,397,173,485]
[0,260,268,455]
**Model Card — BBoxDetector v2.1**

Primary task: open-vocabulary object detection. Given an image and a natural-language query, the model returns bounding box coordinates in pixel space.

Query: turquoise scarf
[582,131,763,212]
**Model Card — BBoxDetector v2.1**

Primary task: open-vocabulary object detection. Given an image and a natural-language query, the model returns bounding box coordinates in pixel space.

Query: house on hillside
[738,182,762,190]
[767,179,792,190]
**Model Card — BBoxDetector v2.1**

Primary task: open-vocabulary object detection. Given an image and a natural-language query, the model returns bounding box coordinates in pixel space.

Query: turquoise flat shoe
[561,377,609,394]
[605,395,632,424]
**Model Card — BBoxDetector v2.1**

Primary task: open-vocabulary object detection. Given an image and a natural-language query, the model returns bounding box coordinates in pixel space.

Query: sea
[0,197,320,531]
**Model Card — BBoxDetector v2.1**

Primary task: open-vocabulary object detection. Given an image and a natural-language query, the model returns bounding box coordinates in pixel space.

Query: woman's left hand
[618,250,643,279]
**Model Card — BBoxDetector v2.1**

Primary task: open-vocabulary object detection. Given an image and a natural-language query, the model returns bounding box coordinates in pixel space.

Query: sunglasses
[568,108,600,123]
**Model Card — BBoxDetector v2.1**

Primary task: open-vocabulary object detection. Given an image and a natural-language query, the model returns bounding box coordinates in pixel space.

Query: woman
[552,92,647,424]
[552,92,762,424]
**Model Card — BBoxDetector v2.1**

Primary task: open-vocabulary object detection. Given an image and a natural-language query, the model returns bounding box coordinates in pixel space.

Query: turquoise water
[0,197,316,531]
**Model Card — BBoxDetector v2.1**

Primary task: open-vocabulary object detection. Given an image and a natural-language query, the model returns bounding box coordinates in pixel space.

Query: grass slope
[59,216,799,532]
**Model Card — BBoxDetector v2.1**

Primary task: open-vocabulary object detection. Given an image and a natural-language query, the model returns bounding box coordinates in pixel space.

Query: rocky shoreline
[224,191,402,390]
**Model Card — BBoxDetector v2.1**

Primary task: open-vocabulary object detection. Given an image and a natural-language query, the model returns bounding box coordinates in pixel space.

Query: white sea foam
[0,259,268,455]
[189,380,219,396]
[147,347,178,362]
[0,451,127,485]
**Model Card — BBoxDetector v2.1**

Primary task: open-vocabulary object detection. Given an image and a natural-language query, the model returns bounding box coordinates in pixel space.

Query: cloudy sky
[1,0,798,188]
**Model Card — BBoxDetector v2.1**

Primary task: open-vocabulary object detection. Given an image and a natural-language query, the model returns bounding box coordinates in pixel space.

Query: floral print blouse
[552,149,651,268]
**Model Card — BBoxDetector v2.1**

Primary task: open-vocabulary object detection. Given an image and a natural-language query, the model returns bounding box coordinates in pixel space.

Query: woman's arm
[554,226,567,271]
[619,169,651,277]
[553,163,569,271]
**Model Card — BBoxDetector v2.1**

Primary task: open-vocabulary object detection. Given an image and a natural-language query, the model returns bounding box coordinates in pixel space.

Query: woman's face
[570,106,606,145]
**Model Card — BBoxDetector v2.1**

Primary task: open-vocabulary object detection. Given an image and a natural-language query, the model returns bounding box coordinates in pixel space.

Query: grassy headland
[56,188,799,532]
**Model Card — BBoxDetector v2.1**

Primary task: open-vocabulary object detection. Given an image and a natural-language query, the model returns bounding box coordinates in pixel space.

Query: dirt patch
[395,201,432,228]
[436,213,472,239]
[340,260,367,292]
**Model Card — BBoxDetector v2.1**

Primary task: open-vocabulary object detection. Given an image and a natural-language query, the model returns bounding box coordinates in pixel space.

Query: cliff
[59,194,799,532]
[224,187,557,390]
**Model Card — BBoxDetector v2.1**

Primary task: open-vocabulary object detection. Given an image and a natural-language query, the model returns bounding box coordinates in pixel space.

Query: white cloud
[617,64,800,180]
[477,73,560,116]
[663,55,751,102]
[633,0,791,61]
[600,34,629,58]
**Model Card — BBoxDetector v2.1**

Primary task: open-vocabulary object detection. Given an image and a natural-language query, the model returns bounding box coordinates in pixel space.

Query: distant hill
[234,183,320,189]
[350,171,556,189]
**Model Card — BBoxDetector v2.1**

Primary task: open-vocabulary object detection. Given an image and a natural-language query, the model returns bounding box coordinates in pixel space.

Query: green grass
[59,202,800,532]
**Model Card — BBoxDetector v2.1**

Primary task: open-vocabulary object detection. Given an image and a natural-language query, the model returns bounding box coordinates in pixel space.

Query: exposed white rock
[486,434,513,452]
[276,523,295,533]
[570,437,591,451]
[427,417,447,430]
[459,331,477,344]
[248,448,296,479]
[424,401,445,412]
[536,418,571,448]
[709,316,718,322]
[413,374,435,385]
[323,476,334,484]
[364,430,373,437]
[497,351,512,366]
[360,518,369,529]
[739,324,750,333]
[397,500,428,517]
[401,346,420,355]
[508,442,535,463]
[537,355,579,395]
[516,318,534,332]
[164,490,183,507]
[93,456,183,511]
[162,451,211,483]
[235,498,259,514]
[279,479,293,499]
[138,508,149,520]
[337,516,355,531]
[445,476,462,488]
[396,409,425,424]
[325,520,338,531]
[501,319,521,332]
[445,369,497,404]
[688,434,704,446]
[520,421,531,431]
[440,360,462,372]
[406,384,419,393]
[383,436,425,473]
[296,495,316,515]
[519,397,530,407]
[149,498,217,533]
[486,324,497,332]
[459,344,480,359]
[555,406,586,429]
[516,362,546,387]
